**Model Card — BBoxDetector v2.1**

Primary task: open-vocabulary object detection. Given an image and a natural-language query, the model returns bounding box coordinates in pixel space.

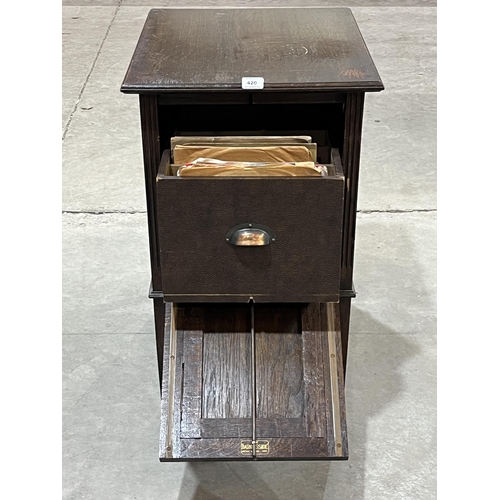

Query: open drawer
[155,150,345,303]
[159,302,348,461]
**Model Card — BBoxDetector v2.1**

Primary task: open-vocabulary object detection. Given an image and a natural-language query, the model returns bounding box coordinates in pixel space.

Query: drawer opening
[160,302,348,461]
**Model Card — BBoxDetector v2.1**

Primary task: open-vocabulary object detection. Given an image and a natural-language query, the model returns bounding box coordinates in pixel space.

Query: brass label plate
[240,440,270,456]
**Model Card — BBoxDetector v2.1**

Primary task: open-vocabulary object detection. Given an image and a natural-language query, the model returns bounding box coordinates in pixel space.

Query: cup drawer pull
[226,224,276,246]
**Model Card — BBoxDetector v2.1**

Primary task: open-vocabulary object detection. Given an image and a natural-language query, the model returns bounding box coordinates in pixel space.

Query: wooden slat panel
[178,307,205,438]
[320,303,336,457]
[341,92,356,278]
[301,303,327,438]
[161,302,348,460]
[153,298,165,393]
[158,303,171,458]
[181,417,304,439]
[171,312,184,459]
[339,297,352,375]
[175,439,251,461]
[182,418,251,439]
[202,305,252,419]
[139,94,164,387]
[320,303,349,458]
[263,438,329,459]
[139,94,161,287]
[165,437,346,461]
[159,304,185,460]
[255,305,304,421]
[345,93,365,278]
[256,418,305,438]
[331,303,349,457]
[340,92,366,374]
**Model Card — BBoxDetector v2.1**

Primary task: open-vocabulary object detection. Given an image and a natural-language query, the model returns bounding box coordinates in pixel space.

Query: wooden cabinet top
[121,8,384,94]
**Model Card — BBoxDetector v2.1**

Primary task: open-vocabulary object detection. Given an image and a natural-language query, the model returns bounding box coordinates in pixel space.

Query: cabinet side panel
[341,92,365,289]
[139,94,162,289]
[340,92,365,374]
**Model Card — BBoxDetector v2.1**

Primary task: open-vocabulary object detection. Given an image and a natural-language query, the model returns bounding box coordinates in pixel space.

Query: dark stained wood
[160,302,348,460]
[344,93,365,278]
[170,314,184,456]
[256,418,305,438]
[331,147,344,177]
[340,92,366,374]
[339,297,352,377]
[156,156,344,303]
[166,437,340,462]
[178,305,252,458]
[182,418,251,439]
[122,9,384,94]
[259,438,329,460]
[320,303,348,458]
[178,307,205,438]
[255,305,304,420]
[341,93,355,274]
[139,94,165,387]
[171,310,184,460]
[301,303,327,438]
[158,303,171,457]
[320,303,335,457]
[175,439,253,461]
[202,306,252,419]
[128,7,382,461]
[341,92,365,285]
[139,94,161,288]
[332,304,349,458]
[178,305,252,441]
[153,298,165,390]
[181,418,304,439]
[159,304,185,460]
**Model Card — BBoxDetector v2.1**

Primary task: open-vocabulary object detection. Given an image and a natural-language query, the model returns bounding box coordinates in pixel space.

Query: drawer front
[156,175,344,302]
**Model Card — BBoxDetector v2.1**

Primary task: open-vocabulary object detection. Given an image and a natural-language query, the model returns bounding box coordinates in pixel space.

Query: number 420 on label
[242,77,265,89]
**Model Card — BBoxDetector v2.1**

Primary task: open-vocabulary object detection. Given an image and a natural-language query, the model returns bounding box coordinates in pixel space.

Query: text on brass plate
[240,440,270,456]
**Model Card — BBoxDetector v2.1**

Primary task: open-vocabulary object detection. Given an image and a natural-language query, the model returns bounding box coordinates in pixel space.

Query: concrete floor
[62,2,436,499]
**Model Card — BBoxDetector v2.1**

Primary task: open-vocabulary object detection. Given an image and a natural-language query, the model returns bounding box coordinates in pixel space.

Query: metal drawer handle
[226,223,276,246]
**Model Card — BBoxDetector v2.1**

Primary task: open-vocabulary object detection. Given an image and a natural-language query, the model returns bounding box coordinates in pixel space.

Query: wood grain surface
[139,95,165,387]
[202,306,252,419]
[160,302,348,460]
[156,155,344,302]
[255,305,304,419]
[131,6,384,392]
[158,303,172,458]
[178,308,205,438]
[302,303,328,438]
[122,8,383,93]
[339,92,366,373]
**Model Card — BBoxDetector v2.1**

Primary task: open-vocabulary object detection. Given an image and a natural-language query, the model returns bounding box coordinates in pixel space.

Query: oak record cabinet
[121,8,384,461]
